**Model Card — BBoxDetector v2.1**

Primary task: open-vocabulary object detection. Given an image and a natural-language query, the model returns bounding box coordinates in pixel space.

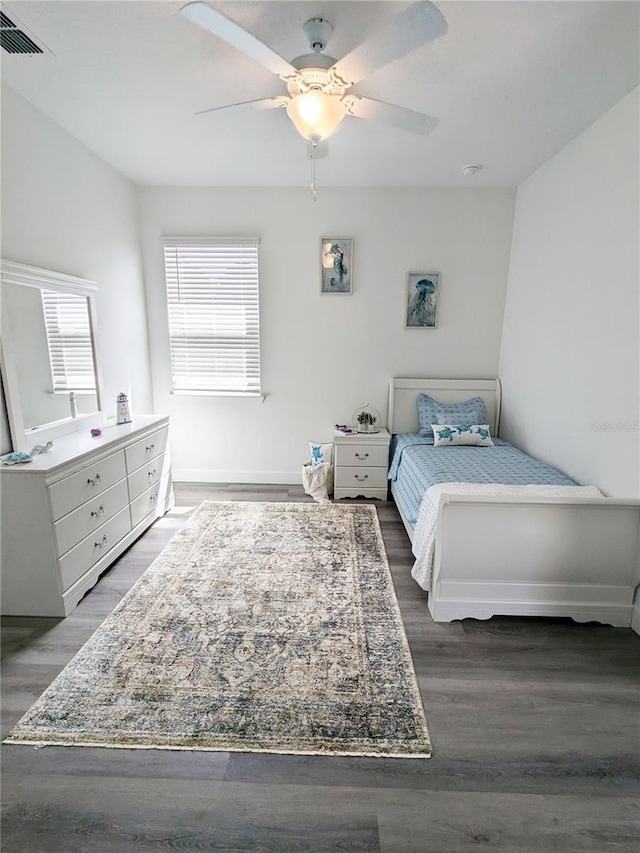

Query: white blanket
[411,482,603,591]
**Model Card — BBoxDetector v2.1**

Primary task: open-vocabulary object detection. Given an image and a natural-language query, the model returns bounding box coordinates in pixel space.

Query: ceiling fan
[180,1,447,146]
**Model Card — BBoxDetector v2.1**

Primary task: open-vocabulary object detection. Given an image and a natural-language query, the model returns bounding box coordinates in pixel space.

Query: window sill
[171,390,265,400]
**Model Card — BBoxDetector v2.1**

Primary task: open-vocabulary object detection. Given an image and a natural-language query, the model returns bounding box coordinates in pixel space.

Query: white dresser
[333,428,391,500]
[1,416,174,617]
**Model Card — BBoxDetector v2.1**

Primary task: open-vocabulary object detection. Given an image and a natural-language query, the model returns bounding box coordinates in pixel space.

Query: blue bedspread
[389,433,578,528]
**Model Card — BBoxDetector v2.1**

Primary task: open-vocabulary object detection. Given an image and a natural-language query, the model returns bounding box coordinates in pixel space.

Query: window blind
[163,238,261,395]
[41,289,96,393]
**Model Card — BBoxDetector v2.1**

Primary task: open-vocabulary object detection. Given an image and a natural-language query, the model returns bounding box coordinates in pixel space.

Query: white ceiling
[1,1,638,187]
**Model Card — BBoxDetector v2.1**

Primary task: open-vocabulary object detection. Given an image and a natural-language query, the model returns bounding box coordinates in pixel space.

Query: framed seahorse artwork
[320,237,353,294]
[406,272,439,328]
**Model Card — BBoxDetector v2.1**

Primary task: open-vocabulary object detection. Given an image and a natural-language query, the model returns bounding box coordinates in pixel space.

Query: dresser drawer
[48,451,127,521]
[127,451,171,501]
[52,479,129,558]
[58,507,132,592]
[130,474,172,529]
[335,443,389,468]
[125,427,169,474]
[334,466,388,490]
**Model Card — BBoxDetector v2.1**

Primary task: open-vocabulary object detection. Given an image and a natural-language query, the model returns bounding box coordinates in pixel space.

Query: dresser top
[1,415,169,476]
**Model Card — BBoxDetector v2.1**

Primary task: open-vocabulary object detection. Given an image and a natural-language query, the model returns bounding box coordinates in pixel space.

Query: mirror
[1,260,104,451]
[3,283,99,428]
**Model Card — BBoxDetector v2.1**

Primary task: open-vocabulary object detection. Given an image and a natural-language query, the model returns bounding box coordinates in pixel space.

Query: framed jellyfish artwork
[406,272,440,328]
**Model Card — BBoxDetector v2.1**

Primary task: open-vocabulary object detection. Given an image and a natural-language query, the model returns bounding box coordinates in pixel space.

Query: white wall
[138,186,515,482]
[1,84,153,445]
[499,88,639,498]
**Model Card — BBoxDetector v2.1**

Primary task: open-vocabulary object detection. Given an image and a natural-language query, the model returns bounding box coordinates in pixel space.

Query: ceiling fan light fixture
[286,90,346,141]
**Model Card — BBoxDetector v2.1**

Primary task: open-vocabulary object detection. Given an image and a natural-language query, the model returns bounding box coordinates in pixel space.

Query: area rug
[4,501,431,758]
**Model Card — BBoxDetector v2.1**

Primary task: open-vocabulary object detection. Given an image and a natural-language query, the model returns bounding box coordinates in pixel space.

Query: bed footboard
[428,495,640,626]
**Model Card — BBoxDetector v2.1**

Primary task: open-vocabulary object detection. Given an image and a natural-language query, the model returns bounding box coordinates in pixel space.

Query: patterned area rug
[5,501,431,758]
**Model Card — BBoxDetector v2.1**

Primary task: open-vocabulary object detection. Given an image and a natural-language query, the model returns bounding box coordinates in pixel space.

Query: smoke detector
[461,164,483,176]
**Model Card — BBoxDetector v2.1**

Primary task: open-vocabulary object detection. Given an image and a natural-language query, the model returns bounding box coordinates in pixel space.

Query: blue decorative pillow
[434,396,487,428]
[416,394,441,438]
[417,394,488,438]
[432,424,494,447]
[309,442,333,465]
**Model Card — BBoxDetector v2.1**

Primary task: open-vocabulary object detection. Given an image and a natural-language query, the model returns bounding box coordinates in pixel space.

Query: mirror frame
[0,259,105,452]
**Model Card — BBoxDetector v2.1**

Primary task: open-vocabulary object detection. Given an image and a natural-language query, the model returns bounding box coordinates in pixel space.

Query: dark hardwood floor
[2,483,639,852]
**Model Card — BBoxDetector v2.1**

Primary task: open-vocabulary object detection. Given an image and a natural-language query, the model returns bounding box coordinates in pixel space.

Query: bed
[388,378,640,627]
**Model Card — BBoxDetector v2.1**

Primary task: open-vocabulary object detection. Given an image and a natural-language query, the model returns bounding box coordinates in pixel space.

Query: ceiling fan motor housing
[302,18,333,52]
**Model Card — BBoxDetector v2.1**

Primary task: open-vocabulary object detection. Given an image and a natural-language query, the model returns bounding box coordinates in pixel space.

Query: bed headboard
[388,378,502,436]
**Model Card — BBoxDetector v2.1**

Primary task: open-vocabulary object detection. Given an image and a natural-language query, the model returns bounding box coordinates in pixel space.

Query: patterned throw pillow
[416,394,441,438]
[434,397,487,427]
[417,394,488,438]
[431,424,494,447]
[309,442,333,465]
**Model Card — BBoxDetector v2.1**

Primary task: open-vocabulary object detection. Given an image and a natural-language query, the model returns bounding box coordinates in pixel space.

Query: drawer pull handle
[94,535,108,550]
[354,474,369,481]
[149,494,157,504]
[90,505,105,519]
[146,444,155,453]
[148,469,158,480]
[355,452,369,459]
[87,474,102,486]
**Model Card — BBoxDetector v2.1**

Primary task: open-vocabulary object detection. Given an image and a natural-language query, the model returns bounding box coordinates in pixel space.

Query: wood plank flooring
[2,483,639,852]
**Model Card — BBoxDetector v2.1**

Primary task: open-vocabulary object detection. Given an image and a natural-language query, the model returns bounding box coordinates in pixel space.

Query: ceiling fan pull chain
[310,155,317,202]
[309,140,318,201]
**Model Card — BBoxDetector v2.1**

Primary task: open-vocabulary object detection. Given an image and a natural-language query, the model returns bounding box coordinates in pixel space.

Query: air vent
[0,7,45,54]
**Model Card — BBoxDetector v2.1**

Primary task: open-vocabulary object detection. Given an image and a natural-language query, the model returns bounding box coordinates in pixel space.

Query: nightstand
[333,428,391,500]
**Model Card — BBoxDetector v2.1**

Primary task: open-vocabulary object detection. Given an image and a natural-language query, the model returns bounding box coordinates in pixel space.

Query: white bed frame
[388,378,640,627]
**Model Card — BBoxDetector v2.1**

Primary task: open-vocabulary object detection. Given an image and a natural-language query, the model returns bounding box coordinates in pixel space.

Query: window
[163,238,261,395]
[41,288,96,394]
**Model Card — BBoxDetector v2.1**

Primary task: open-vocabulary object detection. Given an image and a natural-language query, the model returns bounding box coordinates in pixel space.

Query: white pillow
[309,441,333,465]
[431,424,494,447]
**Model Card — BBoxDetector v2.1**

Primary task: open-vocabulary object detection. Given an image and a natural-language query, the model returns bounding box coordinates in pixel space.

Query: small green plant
[357,410,377,426]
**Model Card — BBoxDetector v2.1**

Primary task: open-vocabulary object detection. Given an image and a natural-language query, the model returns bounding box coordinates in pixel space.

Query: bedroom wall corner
[0,83,154,420]
[498,87,640,499]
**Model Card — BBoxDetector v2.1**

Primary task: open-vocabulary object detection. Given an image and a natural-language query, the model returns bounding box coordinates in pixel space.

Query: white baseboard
[632,587,640,636]
[173,469,301,485]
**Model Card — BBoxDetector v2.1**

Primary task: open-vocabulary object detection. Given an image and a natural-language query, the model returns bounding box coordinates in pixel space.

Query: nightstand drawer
[334,466,388,490]
[333,428,390,501]
[335,443,389,468]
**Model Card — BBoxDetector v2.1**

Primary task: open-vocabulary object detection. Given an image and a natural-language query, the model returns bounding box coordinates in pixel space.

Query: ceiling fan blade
[195,97,288,116]
[181,2,297,78]
[344,96,437,136]
[332,1,447,86]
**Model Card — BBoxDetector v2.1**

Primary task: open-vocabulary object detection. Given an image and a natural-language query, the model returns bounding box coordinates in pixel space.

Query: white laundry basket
[301,462,334,503]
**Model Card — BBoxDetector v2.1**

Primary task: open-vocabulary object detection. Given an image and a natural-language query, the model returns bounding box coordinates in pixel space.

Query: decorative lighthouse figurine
[116,391,132,425]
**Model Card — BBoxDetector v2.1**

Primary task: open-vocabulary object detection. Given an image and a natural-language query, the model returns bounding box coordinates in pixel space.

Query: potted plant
[355,406,380,434]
